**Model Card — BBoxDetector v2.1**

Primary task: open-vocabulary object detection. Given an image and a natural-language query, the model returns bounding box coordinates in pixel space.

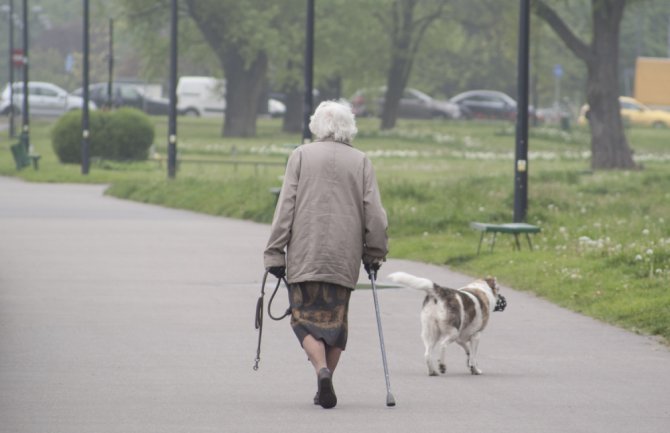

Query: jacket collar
[315,138,352,147]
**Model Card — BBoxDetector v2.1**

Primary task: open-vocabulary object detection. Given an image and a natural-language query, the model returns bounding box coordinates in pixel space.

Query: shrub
[50,108,154,163]
[51,110,107,163]
[104,108,154,161]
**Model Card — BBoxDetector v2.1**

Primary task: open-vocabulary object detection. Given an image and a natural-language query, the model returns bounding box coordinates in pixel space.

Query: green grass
[2,115,669,344]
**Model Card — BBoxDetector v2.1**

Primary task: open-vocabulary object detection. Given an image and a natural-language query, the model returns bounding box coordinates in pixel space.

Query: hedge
[51,108,154,164]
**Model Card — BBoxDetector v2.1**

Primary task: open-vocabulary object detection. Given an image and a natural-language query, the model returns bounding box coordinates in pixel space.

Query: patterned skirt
[288,281,352,350]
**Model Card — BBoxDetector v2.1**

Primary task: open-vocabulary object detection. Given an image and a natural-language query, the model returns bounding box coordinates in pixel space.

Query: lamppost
[20,0,30,153]
[167,0,177,179]
[513,0,530,223]
[81,0,90,174]
[302,0,314,143]
[1,0,17,137]
[107,17,113,108]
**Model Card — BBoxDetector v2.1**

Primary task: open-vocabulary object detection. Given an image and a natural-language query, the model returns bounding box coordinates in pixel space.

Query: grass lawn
[1,115,669,344]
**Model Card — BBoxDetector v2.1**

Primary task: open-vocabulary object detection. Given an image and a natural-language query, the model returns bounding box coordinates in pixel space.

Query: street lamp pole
[20,0,29,152]
[302,0,314,143]
[513,0,530,223]
[81,0,90,175]
[167,0,178,179]
[6,0,16,138]
[107,17,113,109]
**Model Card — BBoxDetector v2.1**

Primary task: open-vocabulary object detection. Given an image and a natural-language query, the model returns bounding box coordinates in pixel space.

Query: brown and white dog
[387,272,506,376]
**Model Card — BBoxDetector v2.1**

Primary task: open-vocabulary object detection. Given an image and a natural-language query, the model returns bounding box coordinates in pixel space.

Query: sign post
[553,63,562,109]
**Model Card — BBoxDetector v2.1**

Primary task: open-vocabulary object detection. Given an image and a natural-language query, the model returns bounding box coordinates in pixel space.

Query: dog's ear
[485,276,498,294]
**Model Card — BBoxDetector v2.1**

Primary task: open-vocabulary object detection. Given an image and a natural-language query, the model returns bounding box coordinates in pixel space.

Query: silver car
[0,81,96,117]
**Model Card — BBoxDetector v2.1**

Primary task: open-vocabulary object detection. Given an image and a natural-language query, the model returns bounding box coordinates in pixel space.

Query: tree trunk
[381,59,411,130]
[282,85,303,133]
[185,0,268,138]
[380,1,414,130]
[585,1,636,169]
[534,0,636,170]
[221,49,268,137]
[379,0,446,130]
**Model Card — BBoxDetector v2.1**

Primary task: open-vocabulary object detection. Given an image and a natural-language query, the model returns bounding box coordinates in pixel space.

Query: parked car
[1,81,96,117]
[177,76,225,117]
[350,86,461,119]
[578,96,670,128]
[72,83,174,115]
[267,98,286,118]
[449,89,534,121]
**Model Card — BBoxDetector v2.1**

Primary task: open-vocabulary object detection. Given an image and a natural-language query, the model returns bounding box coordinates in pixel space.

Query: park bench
[470,222,541,255]
[10,142,41,170]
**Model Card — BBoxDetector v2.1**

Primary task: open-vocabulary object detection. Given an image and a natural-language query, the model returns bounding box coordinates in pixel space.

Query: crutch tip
[386,394,396,407]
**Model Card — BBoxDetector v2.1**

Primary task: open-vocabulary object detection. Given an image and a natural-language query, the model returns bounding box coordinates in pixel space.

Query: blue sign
[553,64,563,78]
[65,53,74,73]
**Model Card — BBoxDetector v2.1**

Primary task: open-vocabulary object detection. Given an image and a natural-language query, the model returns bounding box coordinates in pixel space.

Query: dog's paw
[470,366,483,375]
[428,370,439,377]
[439,363,446,374]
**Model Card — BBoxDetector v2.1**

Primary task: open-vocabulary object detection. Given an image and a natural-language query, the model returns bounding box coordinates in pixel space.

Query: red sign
[12,49,25,67]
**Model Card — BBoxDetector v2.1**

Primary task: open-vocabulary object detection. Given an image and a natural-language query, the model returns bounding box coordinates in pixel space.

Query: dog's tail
[387,271,436,295]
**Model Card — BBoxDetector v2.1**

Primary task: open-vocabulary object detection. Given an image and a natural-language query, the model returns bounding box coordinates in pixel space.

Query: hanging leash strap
[253,271,291,371]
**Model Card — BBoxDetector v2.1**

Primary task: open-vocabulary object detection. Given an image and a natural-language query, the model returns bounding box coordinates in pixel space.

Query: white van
[176,76,226,117]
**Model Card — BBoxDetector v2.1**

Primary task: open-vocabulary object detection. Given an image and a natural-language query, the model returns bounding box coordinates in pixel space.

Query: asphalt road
[1,176,668,433]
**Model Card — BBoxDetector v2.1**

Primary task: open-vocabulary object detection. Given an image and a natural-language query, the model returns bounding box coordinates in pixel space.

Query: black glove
[267,266,286,279]
[364,260,381,276]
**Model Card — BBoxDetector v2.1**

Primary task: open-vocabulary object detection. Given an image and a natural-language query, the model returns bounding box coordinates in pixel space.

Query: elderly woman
[264,100,388,409]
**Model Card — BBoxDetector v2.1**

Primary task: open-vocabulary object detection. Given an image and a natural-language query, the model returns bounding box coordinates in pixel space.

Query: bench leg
[477,232,485,255]
[513,233,521,250]
[525,233,533,250]
[490,233,497,253]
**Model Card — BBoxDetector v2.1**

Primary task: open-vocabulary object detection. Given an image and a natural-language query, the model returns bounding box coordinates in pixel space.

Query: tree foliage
[10,0,669,142]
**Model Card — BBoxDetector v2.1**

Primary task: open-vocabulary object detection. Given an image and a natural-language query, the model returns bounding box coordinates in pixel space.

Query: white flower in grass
[635,254,643,261]
[642,229,650,236]
[479,206,485,212]
[646,249,654,256]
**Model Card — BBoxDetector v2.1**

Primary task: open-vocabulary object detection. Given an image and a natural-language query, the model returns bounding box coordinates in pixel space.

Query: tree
[534,0,636,170]
[377,0,449,130]
[184,0,281,137]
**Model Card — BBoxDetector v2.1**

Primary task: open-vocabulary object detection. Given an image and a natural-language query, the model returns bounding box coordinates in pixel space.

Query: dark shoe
[313,391,319,405]
[317,368,337,409]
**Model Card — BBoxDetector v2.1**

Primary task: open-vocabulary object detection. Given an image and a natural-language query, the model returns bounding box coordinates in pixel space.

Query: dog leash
[253,270,291,371]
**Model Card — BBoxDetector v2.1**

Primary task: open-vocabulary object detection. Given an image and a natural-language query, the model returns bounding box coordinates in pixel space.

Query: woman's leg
[302,334,327,372]
[303,335,343,374]
[326,346,343,372]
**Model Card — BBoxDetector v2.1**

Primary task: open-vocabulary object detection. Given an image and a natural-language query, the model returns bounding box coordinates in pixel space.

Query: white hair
[309,100,358,143]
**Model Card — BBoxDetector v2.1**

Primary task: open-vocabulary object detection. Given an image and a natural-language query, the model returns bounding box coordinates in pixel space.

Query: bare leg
[326,346,342,373]
[303,335,343,374]
[303,335,338,408]
[302,334,327,372]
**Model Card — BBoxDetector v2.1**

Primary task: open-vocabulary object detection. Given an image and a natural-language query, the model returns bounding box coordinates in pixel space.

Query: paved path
[1,176,668,433]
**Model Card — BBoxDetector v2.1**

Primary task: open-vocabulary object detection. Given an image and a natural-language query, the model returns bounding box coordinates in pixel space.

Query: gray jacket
[264,140,388,289]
